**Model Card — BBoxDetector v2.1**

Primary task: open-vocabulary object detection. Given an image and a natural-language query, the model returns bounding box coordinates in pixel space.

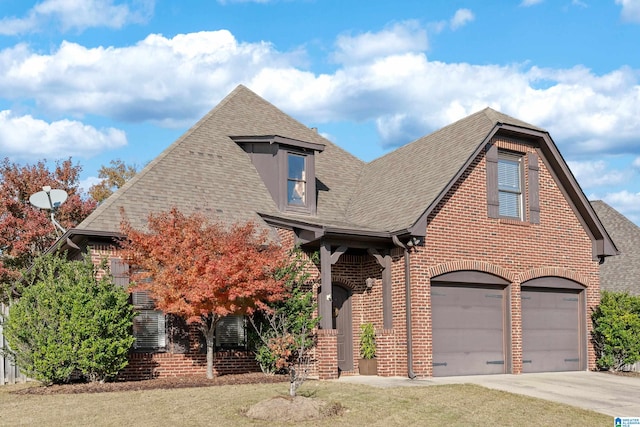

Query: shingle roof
[345,108,543,232]
[591,200,640,295]
[77,84,611,260]
[77,85,364,232]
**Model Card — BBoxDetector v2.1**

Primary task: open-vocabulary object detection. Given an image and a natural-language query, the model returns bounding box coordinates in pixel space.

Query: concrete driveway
[335,371,640,417]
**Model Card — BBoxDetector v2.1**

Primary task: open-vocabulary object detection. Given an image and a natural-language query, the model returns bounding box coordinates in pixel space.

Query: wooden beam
[330,245,348,265]
[319,241,333,329]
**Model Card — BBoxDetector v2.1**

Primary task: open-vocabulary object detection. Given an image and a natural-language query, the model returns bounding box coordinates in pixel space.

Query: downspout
[392,235,416,379]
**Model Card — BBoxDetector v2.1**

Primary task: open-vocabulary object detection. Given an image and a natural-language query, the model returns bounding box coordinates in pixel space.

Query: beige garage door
[431,283,507,376]
[521,279,584,373]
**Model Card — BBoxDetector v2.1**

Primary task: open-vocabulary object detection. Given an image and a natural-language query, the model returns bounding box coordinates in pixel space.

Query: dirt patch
[12,372,288,395]
[245,395,345,422]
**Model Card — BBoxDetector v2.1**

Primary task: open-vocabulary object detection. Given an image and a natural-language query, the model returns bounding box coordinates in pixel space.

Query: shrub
[591,290,640,371]
[1,253,135,384]
[359,323,377,359]
[250,250,319,396]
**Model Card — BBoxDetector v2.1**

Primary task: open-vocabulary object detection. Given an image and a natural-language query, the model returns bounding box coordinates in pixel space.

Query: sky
[1,0,640,225]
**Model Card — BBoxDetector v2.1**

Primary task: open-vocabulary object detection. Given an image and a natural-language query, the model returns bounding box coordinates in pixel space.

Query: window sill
[498,218,532,227]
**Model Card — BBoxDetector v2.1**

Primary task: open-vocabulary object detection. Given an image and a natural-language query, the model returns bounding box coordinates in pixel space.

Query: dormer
[232,135,325,215]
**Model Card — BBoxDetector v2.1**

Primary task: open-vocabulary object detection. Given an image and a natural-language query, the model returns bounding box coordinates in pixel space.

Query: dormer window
[287,153,306,206]
[232,135,325,215]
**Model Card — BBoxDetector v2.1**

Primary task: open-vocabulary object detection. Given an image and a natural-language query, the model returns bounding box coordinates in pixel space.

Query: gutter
[392,235,416,380]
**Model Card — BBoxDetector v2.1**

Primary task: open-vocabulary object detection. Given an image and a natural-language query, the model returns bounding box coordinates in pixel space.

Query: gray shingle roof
[591,200,640,295]
[345,108,543,232]
[79,85,608,259]
[77,85,364,232]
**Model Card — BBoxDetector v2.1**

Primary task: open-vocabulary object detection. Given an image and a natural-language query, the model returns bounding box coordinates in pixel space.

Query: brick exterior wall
[277,137,599,380]
[118,351,259,381]
[406,137,600,377]
[85,135,600,381]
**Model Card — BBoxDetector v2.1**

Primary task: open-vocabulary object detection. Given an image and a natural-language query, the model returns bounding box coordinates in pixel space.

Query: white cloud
[567,160,630,189]
[0,31,296,126]
[521,0,544,6]
[0,0,154,35]
[333,21,428,65]
[616,0,640,23]
[450,9,475,30]
[0,110,127,159]
[633,157,640,169]
[601,190,640,224]
[2,26,640,159]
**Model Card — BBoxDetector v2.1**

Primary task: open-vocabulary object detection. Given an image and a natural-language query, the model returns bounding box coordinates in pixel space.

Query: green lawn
[0,380,611,426]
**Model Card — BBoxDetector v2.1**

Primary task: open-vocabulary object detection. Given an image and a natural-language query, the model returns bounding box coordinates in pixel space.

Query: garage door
[431,283,507,376]
[521,284,583,373]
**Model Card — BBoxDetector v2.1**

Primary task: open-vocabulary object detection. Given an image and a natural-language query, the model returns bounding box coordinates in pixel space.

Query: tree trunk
[204,319,216,379]
[289,367,296,397]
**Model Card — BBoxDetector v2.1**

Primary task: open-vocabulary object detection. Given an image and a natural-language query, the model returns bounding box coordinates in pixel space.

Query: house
[54,85,617,380]
[591,200,640,296]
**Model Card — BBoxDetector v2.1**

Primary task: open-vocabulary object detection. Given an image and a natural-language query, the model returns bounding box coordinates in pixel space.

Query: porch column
[368,249,393,330]
[319,240,333,329]
[382,254,392,330]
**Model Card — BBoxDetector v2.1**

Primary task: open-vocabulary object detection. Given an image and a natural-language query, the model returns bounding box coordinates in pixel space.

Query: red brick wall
[118,351,259,381]
[87,245,262,380]
[404,137,600,377]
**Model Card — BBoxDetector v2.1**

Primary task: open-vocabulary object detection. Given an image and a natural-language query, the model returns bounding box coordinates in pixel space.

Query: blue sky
[1,0,640,224]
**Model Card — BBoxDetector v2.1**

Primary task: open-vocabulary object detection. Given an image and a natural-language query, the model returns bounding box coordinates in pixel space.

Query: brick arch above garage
[519,267,591,288]
[428,260,515,283]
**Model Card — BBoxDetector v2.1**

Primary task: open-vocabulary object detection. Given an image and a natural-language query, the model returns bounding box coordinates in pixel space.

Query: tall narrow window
[132,291,166,350]
[287,153,306,206]
[498,152,523,219]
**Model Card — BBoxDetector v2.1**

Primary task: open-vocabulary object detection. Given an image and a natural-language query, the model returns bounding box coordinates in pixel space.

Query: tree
[88,159,138,203]
[120,207,288,379]
[0,158,96,299]
[592,290,640,371]
[1,253,135,385]
[250,250,319,397]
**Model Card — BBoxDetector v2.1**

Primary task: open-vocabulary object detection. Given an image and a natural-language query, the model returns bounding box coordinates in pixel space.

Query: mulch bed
[13,372,289,395]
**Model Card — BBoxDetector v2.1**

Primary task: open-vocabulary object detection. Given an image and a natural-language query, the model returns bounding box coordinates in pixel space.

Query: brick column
[511,282,523,374]
[316,329,338,379]
[376,329,396,377]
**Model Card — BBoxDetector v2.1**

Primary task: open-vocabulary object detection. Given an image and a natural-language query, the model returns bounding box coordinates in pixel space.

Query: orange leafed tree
[120,207,288,379]
[0,158,96,298]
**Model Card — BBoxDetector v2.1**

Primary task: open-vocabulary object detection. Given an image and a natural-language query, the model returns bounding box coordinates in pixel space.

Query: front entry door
[332,284,353,372]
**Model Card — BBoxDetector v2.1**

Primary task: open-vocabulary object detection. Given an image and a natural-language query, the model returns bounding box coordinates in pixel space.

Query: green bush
[1,253,135,384]
[359,322,377,359]
[591,290,640,371]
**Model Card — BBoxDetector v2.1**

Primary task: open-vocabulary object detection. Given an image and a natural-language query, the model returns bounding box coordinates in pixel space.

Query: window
[215,315,247,349]
[132,291,166,350]
[487,143,540,223]
[287,153,306,206]
[498,152,523,219]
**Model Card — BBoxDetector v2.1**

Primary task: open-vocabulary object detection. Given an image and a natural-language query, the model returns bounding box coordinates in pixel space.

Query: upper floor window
[498,152,523,219]
[287,153,306,206]
[486,142,540,224]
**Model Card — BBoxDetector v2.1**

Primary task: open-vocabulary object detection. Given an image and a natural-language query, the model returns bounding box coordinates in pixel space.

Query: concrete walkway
[334,371,640,417]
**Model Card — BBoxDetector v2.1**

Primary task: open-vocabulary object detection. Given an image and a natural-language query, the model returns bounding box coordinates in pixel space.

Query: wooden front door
[332,284,353,372]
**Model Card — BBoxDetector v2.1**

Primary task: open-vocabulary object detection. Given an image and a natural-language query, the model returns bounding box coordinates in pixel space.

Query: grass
[0,380,611,426]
